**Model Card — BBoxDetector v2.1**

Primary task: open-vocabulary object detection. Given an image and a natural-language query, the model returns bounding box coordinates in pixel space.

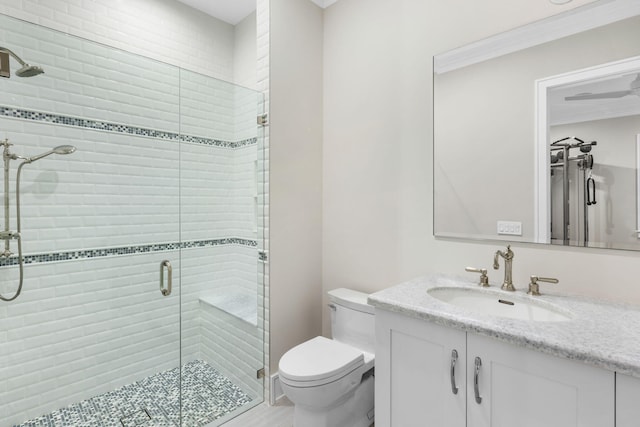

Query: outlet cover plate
[497,221,522,236]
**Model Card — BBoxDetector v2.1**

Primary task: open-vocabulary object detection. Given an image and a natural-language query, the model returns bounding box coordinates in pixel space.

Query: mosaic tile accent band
[0,106,257,149]
[0,238,257,267]
[15,359,253,427]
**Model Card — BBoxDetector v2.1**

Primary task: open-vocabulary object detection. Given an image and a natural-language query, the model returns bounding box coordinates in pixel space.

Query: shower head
[0,46,44,78]
[24,145,77,163]
[52,145,77,155]
[15,64,44,77]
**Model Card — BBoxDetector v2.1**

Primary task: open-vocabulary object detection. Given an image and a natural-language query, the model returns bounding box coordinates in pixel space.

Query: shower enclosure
[0,13,265,427]
[550,136,597,246]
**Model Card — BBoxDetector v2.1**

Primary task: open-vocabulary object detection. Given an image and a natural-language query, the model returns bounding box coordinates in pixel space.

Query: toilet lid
[279,336,364,384]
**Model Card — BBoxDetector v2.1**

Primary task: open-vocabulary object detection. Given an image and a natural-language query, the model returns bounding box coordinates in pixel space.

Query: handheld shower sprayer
[0,46,44,78]
[23,145,77,163]
[1,140,76,302]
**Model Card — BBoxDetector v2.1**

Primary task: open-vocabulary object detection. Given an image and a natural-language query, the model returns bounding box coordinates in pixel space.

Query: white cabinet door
[375,310,466,427]
[616,373,640,427]
[467,333,614,427]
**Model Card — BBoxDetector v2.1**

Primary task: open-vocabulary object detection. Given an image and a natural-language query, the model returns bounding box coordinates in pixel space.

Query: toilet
[278,288,375,427]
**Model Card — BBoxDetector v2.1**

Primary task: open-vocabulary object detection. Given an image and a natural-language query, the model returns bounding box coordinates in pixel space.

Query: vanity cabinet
[616,373,640,427]
[375,309,615,427]
[466,333,613,427]
[375,309,466,427]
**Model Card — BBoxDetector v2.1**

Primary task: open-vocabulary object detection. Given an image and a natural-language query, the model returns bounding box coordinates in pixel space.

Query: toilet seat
[279,336,364,387]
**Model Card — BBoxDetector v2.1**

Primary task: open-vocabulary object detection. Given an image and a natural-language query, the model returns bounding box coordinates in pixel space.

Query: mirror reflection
[544,59,640,249]
[433,10,640,251]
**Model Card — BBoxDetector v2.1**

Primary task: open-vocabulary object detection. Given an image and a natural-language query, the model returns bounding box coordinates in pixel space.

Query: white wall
[235,11,258,89]
[269,0,324,373]
[321,0,640,334]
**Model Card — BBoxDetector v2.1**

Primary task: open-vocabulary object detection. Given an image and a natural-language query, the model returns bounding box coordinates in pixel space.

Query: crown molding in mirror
[434,0,640,74]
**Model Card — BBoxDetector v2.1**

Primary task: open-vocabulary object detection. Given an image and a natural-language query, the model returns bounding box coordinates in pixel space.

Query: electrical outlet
[497,221,522,236]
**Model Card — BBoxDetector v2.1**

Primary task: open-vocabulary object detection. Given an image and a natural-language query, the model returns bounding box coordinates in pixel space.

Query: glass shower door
[179,71,265,426]
[0,11,266,427]
[0,15,183,427]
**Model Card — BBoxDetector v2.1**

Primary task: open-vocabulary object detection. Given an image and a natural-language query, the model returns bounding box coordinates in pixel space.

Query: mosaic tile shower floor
[15,360,253,427]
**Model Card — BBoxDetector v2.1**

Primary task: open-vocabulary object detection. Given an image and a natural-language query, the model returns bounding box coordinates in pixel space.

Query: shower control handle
[0,231,19,240]
[160,260,172,296]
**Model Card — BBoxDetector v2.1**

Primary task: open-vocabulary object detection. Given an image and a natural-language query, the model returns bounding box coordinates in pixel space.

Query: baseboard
[269,372,285,405]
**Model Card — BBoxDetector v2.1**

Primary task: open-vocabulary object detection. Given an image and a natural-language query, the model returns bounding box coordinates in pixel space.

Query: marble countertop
[368,274,640,378]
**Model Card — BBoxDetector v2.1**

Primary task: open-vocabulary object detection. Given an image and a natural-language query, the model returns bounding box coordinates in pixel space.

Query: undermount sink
[427,287,574,322]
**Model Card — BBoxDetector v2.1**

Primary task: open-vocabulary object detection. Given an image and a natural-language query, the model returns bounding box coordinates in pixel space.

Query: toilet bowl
[278,288,375,427]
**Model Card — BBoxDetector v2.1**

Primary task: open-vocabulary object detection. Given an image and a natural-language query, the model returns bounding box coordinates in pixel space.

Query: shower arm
[0,47,27,67]
[0,46,44,78]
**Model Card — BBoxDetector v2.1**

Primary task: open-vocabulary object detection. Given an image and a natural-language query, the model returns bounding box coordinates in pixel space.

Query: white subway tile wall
[0,253,181,426]
[0,16,181,132]
[0,1,265,425]
[180,244,263,400]
[180,70,236,142]
[0,0,236,83]
[200,302,263,399]
[0,117,181,252]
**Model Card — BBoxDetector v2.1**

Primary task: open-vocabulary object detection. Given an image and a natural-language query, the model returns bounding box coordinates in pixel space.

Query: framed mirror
[433,0,640,250]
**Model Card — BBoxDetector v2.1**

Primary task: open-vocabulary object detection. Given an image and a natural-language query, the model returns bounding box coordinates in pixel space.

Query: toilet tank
[328,288,375,355]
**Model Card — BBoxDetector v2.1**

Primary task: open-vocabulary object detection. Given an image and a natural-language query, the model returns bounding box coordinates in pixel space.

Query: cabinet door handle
[474,356,482,404]
[160,260,172,296]
[450,349,459,395]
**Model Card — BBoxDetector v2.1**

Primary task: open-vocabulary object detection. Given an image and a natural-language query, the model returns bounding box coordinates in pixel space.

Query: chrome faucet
[493,245,515,291]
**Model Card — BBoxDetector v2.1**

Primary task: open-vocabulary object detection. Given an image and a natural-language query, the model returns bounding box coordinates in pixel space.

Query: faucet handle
[527,275,559,296]
[465,267,489,287]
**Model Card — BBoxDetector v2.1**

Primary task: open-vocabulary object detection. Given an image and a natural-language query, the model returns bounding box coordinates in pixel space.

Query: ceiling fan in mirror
[565,73,640,100]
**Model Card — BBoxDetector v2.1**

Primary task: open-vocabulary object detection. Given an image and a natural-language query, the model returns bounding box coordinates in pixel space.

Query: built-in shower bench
[199,286,258,327]
[198,287,262,399]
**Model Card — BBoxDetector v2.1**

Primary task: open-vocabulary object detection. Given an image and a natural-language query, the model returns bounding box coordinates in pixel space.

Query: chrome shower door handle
[450,349,459,395]
[160,260,172,296]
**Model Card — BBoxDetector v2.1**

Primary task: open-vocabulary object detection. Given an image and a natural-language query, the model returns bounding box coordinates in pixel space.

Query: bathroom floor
[15,360,252,427]
[222,398,294,427]
[222,397,376,427]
